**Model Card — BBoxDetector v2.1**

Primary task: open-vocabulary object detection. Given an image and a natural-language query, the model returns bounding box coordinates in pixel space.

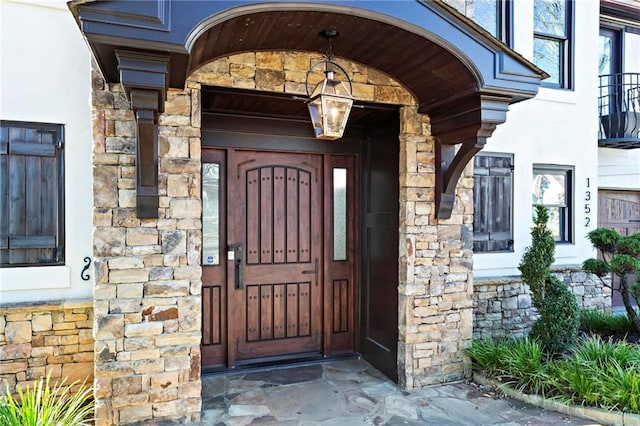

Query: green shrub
[548,338,640,412]
[0,374,93,426]
[531,277,580,354]
[580,310,636,335]
[584,227,640,333]
[519,206,579,355]
[465,338,505,374]
[466,338,549,394]
[469,336,640,414]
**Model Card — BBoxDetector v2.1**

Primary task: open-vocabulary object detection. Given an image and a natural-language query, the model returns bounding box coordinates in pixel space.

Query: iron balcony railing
[598,73,640,149]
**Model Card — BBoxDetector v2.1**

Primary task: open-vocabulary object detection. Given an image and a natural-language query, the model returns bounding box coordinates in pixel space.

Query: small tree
[583,228,640,333]
[519,206,580,354]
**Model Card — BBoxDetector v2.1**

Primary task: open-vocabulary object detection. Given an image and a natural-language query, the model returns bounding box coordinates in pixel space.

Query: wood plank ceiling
[188,11,477,113]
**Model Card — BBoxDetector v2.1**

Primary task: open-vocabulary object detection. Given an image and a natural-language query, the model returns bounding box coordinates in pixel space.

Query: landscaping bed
[467,311,640,415]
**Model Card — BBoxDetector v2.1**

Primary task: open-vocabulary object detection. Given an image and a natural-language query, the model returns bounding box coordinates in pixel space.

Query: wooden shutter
[0,122,64,266]
[473,154,513,252]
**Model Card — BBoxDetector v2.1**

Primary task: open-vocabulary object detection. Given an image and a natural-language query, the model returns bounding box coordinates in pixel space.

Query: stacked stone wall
[398,115,475,388]
[92,70,202,425]
[473,266,612,340]
[0,300,94,396]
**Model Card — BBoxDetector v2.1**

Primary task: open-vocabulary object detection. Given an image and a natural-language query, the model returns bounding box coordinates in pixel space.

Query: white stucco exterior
[0,0,93,303]
[473,0,601,277]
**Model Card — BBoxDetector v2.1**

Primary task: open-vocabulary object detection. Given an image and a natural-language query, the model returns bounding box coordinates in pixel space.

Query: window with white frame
[533,0,573,88]
[473,153,514,252]
[0,121,65,266]
[532,165,573,243]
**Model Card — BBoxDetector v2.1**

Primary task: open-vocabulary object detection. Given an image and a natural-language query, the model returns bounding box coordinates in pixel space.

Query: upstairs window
[473,154,514,252]
[472,0,513,46]
[533,0,573,88]
[532,165,573,243]
[0,121,65,266]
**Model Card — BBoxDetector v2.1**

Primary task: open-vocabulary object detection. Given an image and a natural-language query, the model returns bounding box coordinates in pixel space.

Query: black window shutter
[0,122,63,266]
[473,154,513,252]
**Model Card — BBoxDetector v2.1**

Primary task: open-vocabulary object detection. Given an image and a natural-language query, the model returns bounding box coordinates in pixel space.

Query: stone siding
[398,114,475,388]
[473,267,612,340]
[90,50,474,423]
[0,300,94,396]
[92,68,202,425]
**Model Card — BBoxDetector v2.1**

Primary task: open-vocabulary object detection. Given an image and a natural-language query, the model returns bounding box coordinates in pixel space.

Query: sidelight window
[202,163,220,265]
[333,168,347,261]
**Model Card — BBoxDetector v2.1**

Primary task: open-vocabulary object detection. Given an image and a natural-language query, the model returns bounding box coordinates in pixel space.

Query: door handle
[229,243,243,289]
[302,258,319,286]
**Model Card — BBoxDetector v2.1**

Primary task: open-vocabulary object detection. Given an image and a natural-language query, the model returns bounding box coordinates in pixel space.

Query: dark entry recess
[200,88,400,380]
[359,115,400,382]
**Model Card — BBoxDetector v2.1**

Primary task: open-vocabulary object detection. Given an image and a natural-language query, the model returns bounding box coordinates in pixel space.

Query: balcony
[598,73,640,149]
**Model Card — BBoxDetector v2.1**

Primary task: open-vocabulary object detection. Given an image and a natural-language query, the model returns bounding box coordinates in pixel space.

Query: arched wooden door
[229,150,323,362]
[202,145,358,370]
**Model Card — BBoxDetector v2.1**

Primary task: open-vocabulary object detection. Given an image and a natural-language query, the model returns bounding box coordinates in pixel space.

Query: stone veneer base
[0,299,94,396]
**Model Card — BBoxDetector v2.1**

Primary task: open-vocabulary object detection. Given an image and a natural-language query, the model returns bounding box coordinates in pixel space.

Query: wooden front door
[229,150,323,363]
[202,146,357,369]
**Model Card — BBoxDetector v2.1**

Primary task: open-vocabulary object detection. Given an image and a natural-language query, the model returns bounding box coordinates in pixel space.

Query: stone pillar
[92,64,202,424]
[397,106,474,388]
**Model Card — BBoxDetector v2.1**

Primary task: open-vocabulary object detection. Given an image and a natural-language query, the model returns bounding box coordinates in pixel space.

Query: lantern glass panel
[307,75,353,140]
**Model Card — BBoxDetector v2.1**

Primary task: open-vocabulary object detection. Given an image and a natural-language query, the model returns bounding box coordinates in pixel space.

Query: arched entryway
[71,1,545,423]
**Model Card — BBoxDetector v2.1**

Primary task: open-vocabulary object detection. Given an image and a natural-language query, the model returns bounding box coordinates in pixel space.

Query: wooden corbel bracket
[115,50,169,218]
[430,94,511,219]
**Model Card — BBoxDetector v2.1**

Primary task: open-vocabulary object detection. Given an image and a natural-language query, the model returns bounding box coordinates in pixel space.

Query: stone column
[92,64,202,424]
[397,106,474,388]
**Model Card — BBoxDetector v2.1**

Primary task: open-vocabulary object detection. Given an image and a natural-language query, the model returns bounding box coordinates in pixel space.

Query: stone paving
[194,359,597,426]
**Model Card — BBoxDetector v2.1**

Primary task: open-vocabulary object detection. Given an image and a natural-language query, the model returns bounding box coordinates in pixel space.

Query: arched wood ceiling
[188,10,476,112]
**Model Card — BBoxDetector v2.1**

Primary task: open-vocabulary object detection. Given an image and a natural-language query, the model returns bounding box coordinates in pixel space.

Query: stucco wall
[472,0,601,277]
[0,0,93,303]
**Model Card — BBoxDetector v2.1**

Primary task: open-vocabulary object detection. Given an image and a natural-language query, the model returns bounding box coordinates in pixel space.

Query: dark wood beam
[431,94,510,218]
[115,51,169,218]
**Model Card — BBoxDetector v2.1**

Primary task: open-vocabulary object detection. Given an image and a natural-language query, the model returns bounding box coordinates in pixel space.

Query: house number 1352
[585,178,592,227]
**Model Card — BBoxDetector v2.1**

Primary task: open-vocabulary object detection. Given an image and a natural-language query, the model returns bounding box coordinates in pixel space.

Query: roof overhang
[69,0,547,218]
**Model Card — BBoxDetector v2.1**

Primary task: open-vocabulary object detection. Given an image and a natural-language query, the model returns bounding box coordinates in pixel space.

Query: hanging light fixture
[306,29,354,140]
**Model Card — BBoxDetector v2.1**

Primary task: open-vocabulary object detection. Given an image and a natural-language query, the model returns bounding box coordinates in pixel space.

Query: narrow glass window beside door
[533,0,573,88]
[532,165,573,243]
[0,121,65,266]
[202,163,220,265]
[333,168,347,261]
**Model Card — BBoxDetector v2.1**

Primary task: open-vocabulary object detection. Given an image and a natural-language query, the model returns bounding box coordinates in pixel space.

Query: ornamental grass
[0,373,94,426]
[467,336,640,414]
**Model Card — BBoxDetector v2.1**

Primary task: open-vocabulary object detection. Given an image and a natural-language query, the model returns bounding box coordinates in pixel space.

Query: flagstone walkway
[195,358,596,426]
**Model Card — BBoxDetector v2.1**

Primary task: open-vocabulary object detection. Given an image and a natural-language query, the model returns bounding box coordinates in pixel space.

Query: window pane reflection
[202,163,220,265]
[534,0,566,36]
[333,168,347,261]
[474,0,498,38]
[534,37,562,85]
